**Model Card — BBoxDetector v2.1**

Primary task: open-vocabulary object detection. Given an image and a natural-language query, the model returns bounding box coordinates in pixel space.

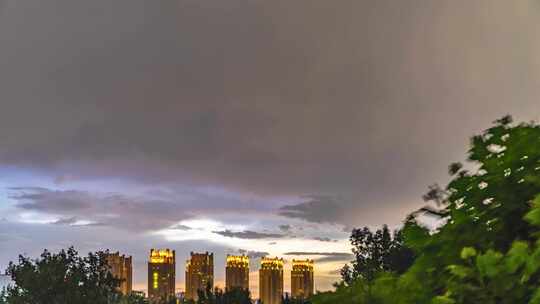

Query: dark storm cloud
[9,187,192,231]
[0,0,539,228]
[279,224,291,232]
[213,230,285,240]
[12,188,94,212]
[279,196,346,224]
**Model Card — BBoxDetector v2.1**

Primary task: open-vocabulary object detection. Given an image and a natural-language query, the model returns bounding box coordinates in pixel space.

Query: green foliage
[282,293,311,304]
[0,289,6,304]
[311,117,540,304]
[120,292,149,304]
[3,247,122,304]
[397,117,540,303]
[194,285,252,304]
[441,238,540,303]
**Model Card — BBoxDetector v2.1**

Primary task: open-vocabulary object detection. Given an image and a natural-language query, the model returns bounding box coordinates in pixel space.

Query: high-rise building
[185,252,214,301]
[225,255,249,291]
[291,259,314,299]
[259,257,284,304]
[105,252,133,295]
[148,249,176,303]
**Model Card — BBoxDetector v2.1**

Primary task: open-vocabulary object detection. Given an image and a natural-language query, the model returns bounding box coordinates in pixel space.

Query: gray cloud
[213,230,285,240]
[279,196,346,224]
[8,186,270,232]
[9,187,191,231]
[284,252,351,257]
[317,255,354,263]
[238,249,269,259]
[278,224,291,232]
[284,252,353,263]
[170,224,192,231]
[52,217,78,225]
[313,237,338,243]
[0,0,539,228]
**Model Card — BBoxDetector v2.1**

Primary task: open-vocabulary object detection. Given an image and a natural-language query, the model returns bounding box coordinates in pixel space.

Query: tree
[220,287,252,304]
[3,247,122,304]
[282,292,311,304]
[342,225,415,282]
[194,285,252,304]
[399,116,540,303]
[433,195,540,304]
[311,116,540,304]
[120,292,149,304]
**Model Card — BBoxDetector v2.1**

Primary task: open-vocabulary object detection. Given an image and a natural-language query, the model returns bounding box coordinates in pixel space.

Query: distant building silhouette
[105,252,133,295]
[259,257,284,304]
[291,259,314,299]
[148,249,176,302]
[225,255,249,291]
[185,251,214,301]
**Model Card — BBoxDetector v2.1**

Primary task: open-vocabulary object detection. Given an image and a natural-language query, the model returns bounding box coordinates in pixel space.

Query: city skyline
[100,249,316,300]
[1,0,540,300]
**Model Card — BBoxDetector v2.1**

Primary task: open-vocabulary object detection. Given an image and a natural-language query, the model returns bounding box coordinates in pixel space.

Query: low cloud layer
[9,187,266,232]
[238,249,270,259]
[213,230,286,240]
[313,237,338,243]
[284,252,354,263]
[279,196,346,224]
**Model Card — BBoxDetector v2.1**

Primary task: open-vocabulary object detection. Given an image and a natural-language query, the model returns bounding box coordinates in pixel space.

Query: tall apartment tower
[105,252,133,295]
[291,259,314,299]
[147,249,176,303]
[225,255,249,291]
[185,252,214,301]
[259,257,284,304]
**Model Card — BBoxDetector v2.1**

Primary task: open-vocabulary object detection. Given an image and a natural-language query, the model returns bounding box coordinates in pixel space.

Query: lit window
[153,272,159,289]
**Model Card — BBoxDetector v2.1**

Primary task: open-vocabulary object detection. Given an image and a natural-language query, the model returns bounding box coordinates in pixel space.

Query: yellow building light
[153,272,159,289]
[226,255,249,268]
[150,249,175,264]
[260,257,284,270]
[292,259,314,271]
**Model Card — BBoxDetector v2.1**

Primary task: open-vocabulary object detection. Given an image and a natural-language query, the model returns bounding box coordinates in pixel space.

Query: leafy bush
[311,116,540,304]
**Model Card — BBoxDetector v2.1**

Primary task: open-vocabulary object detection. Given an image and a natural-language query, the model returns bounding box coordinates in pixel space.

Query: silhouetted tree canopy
[1,247,151,304]
[341,225,415,283]
[1,247,122,304]
[191,284,252,304]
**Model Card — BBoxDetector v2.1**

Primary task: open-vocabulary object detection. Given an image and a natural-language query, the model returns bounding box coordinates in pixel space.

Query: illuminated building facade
[147,249,176,302]
[259,257,284,304]
[291,259,314,299]
[185,252,214,301]
[105,252,133,295]
[225,255,249,291]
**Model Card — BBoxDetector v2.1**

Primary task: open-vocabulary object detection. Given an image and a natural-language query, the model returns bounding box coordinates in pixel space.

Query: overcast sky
[1,0,539,297]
